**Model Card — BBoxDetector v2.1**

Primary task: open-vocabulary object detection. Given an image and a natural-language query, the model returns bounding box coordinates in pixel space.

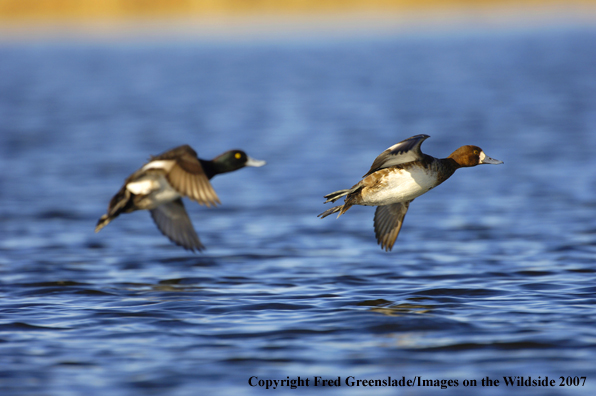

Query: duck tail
[323,189,351,204]
[95,187,133,233]
[320,186,361,218]
[318,205,341,218]
[95,213,116,233]
[317,203,353,219]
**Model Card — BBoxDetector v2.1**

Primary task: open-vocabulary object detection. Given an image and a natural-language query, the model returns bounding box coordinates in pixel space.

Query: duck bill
[479,151,503,165]
[246,156,266,167]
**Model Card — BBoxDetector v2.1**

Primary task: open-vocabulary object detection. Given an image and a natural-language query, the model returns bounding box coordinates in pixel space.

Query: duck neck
[199,159,221,180]
[200,158,239,179]
[443,157,462,169]
[436,157,460,184]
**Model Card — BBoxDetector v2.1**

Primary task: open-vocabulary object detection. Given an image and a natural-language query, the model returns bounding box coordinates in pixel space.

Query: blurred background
[0,0,588,19]
[0,0,595,40]
[1,1,596,396]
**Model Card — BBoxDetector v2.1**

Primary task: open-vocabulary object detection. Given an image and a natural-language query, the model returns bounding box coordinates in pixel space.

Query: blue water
[1,25,596,395]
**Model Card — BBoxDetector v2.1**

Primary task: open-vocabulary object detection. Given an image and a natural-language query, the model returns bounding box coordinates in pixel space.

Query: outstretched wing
[373,201,411,251]
[150,198,204,252]
[144,145,221,207]
[166,162,220,207]
[364,134,430,177]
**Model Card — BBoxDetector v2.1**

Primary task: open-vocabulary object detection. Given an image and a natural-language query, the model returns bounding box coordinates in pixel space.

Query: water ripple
[1,27,596,395]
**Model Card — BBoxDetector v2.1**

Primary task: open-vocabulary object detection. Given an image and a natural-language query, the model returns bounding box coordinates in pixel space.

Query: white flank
[151,178,181,204]
[363,167,436,206]
[126,174,181,208]
[126,179,157,195]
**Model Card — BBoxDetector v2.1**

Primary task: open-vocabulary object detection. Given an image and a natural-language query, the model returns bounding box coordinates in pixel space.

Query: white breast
[363,167,437,206]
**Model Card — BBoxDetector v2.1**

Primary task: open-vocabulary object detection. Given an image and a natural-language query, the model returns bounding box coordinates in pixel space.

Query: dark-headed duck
[95,145,266,252]
[318,134,503,251]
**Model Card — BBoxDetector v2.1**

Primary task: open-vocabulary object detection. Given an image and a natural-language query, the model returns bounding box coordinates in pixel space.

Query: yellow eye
[473,150,479,155]
[235,152,242,159]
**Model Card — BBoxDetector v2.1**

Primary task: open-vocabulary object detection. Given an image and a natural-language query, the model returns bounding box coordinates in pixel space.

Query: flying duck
[318,134,503,251]
[95,145,266,251]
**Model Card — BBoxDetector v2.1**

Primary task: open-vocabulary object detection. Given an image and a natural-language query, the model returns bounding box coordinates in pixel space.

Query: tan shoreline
[0,0,594,20]
[0,2,594,42]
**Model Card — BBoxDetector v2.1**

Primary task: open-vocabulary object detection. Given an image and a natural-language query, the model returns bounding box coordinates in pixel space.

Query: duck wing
[150,198,205,252]
[167,161,220,207]
[145,145,221,207]
[373,201,411,251]
[364,134,430,177]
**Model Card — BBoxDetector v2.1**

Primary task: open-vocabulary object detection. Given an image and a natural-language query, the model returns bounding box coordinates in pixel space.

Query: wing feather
[373,201,411,251]
[149,198,204,252]
[147,145,220,207]
[166,162,220,207]
[364,134,430,177]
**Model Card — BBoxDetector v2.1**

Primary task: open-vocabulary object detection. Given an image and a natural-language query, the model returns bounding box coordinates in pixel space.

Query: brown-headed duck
[318,134,503,251]
[95,145,266,252]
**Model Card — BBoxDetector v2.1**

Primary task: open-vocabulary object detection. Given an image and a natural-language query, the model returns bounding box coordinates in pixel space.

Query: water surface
[1,25,596,395]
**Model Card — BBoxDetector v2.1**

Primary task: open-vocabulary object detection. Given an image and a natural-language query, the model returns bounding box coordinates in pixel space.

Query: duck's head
[214,150,267,172]
[448,145,503,168]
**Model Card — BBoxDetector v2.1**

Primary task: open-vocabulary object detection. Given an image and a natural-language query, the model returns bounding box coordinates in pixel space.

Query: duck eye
[235,152,242,159]
[473,150,479,155]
